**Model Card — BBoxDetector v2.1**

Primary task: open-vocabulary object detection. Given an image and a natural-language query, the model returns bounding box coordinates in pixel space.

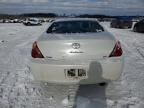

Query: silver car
[30,18,124,85]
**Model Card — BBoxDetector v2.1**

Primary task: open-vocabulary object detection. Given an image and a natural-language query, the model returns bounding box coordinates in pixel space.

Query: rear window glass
[47,20,104,33]
[29,19,37,22]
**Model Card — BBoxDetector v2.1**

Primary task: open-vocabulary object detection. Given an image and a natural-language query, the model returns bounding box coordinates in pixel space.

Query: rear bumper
[30,57,124,84]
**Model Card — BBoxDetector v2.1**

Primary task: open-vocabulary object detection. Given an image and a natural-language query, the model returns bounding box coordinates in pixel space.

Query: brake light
[109,41,123,57]
[31,41,44,58]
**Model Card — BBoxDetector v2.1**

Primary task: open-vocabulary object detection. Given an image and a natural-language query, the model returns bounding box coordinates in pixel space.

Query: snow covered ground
[0,22,144,108]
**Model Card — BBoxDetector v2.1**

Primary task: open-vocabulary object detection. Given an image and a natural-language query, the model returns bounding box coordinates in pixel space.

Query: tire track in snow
[136,48,144,58]
[101,22,144,108]
[134,43,144,59]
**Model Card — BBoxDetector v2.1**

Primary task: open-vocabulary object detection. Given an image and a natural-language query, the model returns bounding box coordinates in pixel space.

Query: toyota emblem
[72,43,80,49]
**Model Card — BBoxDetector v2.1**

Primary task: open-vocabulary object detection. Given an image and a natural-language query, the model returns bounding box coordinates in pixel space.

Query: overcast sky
[0,0,144,15]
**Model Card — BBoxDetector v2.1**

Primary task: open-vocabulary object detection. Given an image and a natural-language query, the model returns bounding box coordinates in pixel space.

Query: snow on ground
[0,22,144,108]
[102,22,144,108]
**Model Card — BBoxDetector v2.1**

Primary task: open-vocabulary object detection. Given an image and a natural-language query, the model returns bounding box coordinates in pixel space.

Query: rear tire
[27,22,31,26]
[133,26,137,32]
[98,82,107,86]
[128,26,131,29]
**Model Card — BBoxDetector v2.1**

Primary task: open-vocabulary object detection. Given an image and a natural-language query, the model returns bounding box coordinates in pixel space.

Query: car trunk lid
[37,32,116,60]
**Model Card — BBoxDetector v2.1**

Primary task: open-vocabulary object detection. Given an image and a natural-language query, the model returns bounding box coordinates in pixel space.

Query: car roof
[29,18,39,20]
[53,18,98,23]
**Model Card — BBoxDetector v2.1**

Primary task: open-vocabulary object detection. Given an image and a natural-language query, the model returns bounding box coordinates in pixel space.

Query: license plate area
[65,69,87,79]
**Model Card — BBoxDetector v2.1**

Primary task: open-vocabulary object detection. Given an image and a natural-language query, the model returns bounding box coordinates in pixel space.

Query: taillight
[109,41,123,57]
[31,41,44,58]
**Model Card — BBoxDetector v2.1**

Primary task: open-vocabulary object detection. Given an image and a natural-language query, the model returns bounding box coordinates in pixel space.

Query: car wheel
[128,26,131,29]
[27,22,31,26]
[98,82,107,86]
[133,26,137,32]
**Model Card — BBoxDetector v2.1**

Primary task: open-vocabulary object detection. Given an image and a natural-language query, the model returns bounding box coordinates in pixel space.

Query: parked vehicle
[5,20,9,23]
[110,17,132,29]
[133,19,144,33]
[0,20,3,23]
[23,18,41,26]
[13,19,19,23]
[30,18,124,85]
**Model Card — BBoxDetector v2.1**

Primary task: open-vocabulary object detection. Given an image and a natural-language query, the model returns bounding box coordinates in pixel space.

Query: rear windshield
[47,20,104,33]
[29,19,38,22]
